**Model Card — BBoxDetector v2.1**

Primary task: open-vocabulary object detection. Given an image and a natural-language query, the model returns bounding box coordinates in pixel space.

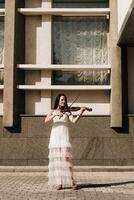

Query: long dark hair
[53,93,68,109]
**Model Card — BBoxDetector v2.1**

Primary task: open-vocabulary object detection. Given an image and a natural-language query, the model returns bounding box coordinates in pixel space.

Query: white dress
[48,111,76,188]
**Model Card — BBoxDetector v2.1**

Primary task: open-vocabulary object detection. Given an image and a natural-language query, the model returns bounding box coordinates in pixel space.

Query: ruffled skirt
[48,147,76,188]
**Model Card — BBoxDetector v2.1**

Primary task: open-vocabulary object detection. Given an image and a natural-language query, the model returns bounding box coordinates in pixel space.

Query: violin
[55,97,92,118]
[60,106,92,113]
[55,106,92,119]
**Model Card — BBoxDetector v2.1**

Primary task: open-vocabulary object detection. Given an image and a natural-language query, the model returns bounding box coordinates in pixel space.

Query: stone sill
[17,85,111,90]
[0,166,134,172]
[19,114,110,117]
[18,8,110,17]
[18,64,111,71]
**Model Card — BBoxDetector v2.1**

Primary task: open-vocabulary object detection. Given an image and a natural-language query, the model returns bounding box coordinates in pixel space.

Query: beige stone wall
[52,91,110,116]
[24,0,111,116]
[25,16,41,64]
[25,0,41,8]
[0,116,134,166]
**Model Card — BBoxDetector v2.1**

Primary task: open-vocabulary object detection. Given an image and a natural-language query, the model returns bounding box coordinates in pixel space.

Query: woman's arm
[44,111,55,123]
[44,110,63,123]
[69,107,86,123]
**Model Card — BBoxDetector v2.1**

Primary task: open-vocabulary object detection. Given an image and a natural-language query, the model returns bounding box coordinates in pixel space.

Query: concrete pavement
[0,171,134,200]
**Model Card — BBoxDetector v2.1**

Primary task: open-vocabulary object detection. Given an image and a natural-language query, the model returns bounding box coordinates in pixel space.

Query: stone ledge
[0,166,134,172]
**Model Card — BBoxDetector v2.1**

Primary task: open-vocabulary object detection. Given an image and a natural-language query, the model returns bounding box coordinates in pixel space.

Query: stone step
[0,166,134,172]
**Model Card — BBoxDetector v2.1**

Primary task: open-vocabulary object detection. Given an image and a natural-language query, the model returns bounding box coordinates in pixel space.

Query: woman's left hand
[80,107,86,113]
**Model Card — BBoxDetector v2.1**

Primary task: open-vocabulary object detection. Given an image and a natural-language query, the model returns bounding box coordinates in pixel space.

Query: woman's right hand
[80,107,86,114]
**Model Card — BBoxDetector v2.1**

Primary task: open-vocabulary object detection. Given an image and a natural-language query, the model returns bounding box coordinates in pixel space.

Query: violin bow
[69,96,79,108]
[67,96,79,116]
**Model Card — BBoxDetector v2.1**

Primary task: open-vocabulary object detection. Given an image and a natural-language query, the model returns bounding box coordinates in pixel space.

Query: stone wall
[0,116,134,166]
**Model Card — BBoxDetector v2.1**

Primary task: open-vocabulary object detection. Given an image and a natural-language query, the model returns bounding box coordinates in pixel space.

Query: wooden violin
[56,97,92,118]
[60,106,92,113]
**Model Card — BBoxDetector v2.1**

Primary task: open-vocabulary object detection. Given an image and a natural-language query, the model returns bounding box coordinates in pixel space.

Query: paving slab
[0,171,134,200]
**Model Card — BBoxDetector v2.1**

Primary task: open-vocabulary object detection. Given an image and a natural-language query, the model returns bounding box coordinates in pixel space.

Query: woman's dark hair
[53,93,68,109]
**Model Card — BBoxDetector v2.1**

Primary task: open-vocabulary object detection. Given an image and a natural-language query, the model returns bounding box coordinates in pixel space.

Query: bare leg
[69,166,78,190]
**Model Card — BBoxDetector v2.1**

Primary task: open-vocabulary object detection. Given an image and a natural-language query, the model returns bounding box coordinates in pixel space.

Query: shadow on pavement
[77,180,134,189]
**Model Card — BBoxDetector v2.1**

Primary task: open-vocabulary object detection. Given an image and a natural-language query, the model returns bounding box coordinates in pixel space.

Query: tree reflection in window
[0,16,4,64]
[52,70,110,85]
[53,0,109,8]
[0,69,3,84]
[52,16,109,85]
[0,0,4,8]
[0,7,4,84]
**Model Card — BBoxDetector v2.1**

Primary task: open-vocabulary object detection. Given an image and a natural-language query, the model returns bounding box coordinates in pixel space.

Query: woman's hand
[44,110,62,123]
[69,107,86,123]
[80,106,86,114]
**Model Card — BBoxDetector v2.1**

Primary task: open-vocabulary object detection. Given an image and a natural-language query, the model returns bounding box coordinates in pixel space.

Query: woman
[45,93,86,190]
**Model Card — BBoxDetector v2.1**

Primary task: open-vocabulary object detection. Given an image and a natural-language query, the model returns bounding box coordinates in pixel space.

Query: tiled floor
[0,171,134,200]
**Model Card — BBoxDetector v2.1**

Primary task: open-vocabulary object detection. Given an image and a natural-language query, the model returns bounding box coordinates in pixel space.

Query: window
[0,16,4,64]
[18,0,110,115]
[53,0,109,8]
[52,16,109,85]
[53,70,110,85]
[0,0,4,85]
[0,0,4,8]
[53,16,108,65]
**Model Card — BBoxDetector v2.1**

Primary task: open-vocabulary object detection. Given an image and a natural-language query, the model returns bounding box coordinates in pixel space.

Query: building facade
[0,0,133,166]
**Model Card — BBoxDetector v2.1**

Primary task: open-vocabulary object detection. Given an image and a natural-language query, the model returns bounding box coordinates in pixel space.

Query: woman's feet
[72,180,78,190]
[53,180,78,190]
[53,184,62,190]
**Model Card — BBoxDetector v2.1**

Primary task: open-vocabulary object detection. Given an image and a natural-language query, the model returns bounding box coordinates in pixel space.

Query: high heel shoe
[54,184,62,190]
[72,180,78,190]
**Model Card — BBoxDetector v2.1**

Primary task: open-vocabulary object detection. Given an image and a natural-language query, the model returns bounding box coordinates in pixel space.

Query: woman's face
[59,96,66,108]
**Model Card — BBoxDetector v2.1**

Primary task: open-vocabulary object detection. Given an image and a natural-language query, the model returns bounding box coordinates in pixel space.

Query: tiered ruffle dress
[48,111,76,188]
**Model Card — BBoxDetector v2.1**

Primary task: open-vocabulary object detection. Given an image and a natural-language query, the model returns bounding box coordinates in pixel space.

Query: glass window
[0,0,5,8]
[53,16,109,65]
[52,70,110,85]
[52,8,109,85]
[53,0,109,8]
[0,69,3,84]
[0,1,4,85]
[0,16,4,64]
[52,16,109,85]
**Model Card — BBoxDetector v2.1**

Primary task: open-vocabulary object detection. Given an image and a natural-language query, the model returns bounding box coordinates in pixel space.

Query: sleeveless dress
[48,111,76,188]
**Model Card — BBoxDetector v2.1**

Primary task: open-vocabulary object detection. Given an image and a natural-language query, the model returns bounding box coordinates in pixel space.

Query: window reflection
[0,69,3,84]
[52,2,109,86]
[0,14,4,85]
[53,16,108,65]
[52,70,110,85]
[53,0,109,8]
[0,0,4,8]
[0,16,4,64]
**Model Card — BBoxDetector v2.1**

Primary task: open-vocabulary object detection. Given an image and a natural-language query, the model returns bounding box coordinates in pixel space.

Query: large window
[53,0,109,8]
[0,0,4,85]
[0,0,4,8]
[53,70,110,85]
[52,16,109,85]
[0,16,4,64]
[53,16,108,65]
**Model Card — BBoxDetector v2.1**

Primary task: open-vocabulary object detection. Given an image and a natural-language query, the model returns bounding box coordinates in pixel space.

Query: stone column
[110,0,122,127]
[3,0,25,127]
[40,0,52,114]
